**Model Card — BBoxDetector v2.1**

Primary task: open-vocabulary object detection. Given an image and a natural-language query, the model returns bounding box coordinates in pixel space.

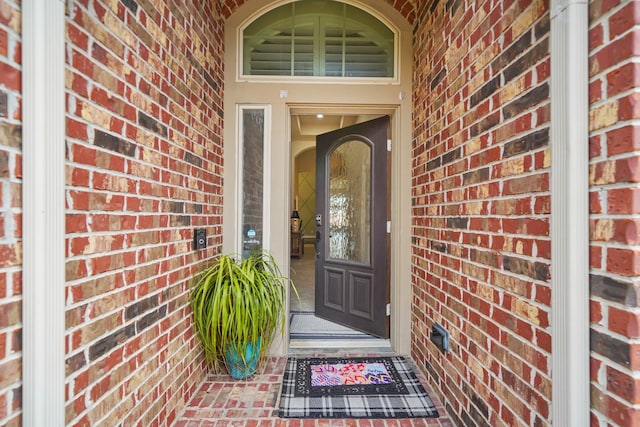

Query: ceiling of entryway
[291,114,381,141]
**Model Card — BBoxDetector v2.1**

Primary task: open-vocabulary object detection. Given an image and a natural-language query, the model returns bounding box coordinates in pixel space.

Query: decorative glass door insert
[328,140,371,263]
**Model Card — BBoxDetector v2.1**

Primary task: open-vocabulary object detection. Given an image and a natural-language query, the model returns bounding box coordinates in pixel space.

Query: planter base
[224,340,261,379]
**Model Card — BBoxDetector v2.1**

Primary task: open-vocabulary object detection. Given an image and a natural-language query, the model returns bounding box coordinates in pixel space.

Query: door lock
[315,230,321,258]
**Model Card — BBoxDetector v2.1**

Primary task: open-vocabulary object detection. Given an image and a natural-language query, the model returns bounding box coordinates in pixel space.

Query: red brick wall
[0,0,21,425]
[64,0,224,424]
[5,1,635,425]
[220,0,417,23]
[589,0,640,425]
[411,0,552,425]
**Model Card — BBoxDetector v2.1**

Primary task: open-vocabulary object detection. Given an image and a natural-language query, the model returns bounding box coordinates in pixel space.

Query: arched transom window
[242,0,396,79]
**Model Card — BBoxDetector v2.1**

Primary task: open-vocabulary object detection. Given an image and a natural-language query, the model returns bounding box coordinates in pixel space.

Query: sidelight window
[238,105,271,258]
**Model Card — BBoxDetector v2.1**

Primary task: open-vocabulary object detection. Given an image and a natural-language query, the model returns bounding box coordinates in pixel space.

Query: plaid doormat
[278,356,439,418]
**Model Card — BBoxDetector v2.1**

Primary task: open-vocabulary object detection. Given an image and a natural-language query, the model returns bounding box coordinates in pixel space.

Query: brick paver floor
[175,354,455,427]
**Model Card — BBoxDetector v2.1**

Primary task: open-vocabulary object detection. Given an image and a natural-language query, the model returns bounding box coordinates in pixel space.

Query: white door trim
[286,104,411,353]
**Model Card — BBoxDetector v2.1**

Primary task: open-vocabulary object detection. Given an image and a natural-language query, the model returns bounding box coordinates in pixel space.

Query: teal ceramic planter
[224,339,261,379]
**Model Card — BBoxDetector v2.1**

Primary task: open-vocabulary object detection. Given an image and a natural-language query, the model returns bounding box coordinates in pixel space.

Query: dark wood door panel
[322,268,346,311]
[314,116,389,338]
[349,272,374,320]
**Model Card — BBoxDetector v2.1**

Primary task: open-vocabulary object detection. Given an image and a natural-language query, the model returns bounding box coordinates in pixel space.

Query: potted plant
[190,250,297,379]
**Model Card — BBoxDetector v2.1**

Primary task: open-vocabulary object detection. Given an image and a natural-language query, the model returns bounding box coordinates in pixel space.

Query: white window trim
[236,0,401,84]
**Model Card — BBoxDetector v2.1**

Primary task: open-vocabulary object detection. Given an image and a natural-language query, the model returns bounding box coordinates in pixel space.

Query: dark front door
[314,116,389,338]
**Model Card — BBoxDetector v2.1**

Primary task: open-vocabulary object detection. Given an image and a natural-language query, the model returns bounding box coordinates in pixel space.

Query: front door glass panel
[328,139,371,263]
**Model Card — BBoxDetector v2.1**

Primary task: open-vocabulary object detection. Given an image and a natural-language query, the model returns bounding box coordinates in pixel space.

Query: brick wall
[589,0,640,425]
[64,0,224,424]
[411,0,551,425]
[220,0,417,23]
[6,0,635,425]
[0,0,21,425]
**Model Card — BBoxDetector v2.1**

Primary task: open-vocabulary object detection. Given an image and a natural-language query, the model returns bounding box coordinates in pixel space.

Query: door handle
[315,230,321,257]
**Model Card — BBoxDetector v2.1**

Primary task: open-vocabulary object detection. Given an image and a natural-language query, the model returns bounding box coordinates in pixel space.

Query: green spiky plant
[190,250,297,377]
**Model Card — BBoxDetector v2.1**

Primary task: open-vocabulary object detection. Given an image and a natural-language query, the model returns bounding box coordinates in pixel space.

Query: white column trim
[391,105,411,354]
[550,0,590,425]
[22,0,66,425]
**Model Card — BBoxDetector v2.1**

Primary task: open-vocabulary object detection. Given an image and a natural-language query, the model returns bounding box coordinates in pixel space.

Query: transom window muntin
[241,0,396,79]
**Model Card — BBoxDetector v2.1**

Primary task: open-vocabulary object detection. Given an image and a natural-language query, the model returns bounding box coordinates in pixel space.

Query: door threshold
[289,338,392,353]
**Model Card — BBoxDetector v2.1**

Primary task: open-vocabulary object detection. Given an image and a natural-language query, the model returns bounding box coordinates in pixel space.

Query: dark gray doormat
[289,311,374,340]
[278,356,440,418]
